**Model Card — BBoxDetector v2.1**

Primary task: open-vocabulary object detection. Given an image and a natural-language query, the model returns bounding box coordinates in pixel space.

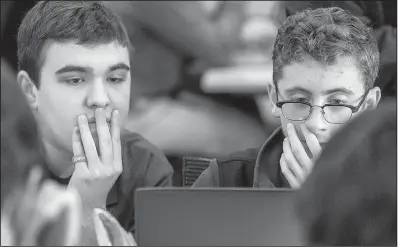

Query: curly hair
[272,7,379,90]
[17,1,132,87]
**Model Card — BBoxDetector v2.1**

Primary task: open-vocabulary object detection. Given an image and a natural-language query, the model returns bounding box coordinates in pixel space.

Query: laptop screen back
[135,188,305,246]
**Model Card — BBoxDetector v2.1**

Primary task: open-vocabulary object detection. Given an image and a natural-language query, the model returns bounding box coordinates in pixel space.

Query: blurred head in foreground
[1,59,81,245]
[297,99,397,245]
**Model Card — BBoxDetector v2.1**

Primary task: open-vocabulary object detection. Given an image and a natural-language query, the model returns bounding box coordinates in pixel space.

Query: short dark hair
[17,1,132,87]
[272,7,379,90]
[297,100,397,246]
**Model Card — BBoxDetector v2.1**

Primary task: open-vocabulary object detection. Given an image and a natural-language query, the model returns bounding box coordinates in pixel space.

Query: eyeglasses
[276,90,370,124]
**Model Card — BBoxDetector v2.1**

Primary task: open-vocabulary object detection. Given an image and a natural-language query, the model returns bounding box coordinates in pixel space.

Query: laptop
[135,188,305,246]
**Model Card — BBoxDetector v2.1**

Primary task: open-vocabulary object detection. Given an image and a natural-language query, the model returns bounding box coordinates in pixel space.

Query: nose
[305,106,327,133]
[86,80,110,108]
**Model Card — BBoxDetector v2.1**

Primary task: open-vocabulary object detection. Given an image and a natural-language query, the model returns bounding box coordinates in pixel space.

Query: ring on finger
[72,155,87,164]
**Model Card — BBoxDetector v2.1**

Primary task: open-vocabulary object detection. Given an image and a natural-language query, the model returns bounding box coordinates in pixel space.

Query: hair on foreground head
[1,61,48,207]
[272,7,379,90]
[297,100,397,246]
[17,1,132,87]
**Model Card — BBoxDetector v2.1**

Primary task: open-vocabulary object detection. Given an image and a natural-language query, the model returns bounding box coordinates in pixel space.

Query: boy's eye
[292,97,310,103]
[64,77,85,85]
[107,77,125,84]
[328,99,347,105]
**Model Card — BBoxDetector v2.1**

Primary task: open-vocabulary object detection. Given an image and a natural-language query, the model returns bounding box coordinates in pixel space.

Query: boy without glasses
[16,1,173,244]
[193,7,381,188]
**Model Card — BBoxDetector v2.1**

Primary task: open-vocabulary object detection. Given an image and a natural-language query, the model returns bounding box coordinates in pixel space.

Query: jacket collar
[253,127,290,188]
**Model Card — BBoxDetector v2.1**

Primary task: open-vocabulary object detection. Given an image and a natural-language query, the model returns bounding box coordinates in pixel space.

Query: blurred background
[1,1,396,186]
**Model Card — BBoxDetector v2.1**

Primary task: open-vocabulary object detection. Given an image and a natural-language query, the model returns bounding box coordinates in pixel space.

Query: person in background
[1,59,82,246]
[16,1,173,244]
[193,7,381,189]
[297,99,396,246]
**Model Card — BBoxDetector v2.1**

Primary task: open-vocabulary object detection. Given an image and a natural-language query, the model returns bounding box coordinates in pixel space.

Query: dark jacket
[48,130,174,233]
[193,127,290,188]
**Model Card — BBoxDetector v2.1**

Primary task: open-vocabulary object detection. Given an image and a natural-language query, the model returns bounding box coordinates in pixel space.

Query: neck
[41,139,74,178]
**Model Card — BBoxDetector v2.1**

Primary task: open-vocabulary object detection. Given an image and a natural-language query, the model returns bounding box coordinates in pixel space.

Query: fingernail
[114,110,119,118]
[96,108,103,116]
[78,115,87,124]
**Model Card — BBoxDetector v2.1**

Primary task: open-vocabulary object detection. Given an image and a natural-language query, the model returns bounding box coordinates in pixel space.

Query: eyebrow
[284,87,312,95]
[322,88,354,95]
[55,65,93,75]
[108,63,130,72]
[55,63,130,75]
[283,86,354,96]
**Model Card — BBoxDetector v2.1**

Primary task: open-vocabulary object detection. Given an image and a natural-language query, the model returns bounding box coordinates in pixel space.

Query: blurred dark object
[1,1,37,64]
[297,99,397,245]
[182,157,212,187]
[283,1,397,100]
[1,55,48,207]
[1,1,13,38]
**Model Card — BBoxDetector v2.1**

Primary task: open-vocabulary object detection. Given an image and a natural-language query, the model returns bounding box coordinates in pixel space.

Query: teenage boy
[16,1,173,244]
[193,7,381,189]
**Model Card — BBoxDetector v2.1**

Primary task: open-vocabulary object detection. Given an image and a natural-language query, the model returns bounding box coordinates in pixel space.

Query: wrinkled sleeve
[143,145,174,187]
[192,159,221,187]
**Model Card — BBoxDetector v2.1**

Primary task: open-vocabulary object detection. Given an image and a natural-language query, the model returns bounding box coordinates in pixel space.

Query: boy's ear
[364,86,381,110]
[267,83,281,118]
[17,70,39,111]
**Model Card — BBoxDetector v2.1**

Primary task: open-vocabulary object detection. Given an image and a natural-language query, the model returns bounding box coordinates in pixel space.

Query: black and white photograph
[1,1,397,246]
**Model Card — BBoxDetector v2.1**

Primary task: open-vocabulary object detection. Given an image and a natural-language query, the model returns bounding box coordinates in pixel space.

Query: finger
[72,126,85,156]
[94,208,128,245]
[299,124,322,160]
[283,138,306,180]
[72,127,90,174]
[25,165,44,196]
[78,115,100,170]
[95,108,113,166]
[127,232,137,246]
[111,110,122,172]
[286,123,312,167]
[280,154,300,189]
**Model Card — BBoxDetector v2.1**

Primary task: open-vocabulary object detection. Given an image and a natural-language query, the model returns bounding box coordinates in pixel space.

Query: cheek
[109,88,130,124]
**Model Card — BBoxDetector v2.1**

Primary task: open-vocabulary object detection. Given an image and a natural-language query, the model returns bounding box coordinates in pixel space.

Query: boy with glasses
[193,7,381,189]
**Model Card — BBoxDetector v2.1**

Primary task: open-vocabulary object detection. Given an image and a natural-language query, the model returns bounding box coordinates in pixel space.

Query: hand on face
[280,123,322,189]
[68,108,122,208]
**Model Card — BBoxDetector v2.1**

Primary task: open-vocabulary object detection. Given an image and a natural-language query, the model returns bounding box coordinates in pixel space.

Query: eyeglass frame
[274,84,370,124]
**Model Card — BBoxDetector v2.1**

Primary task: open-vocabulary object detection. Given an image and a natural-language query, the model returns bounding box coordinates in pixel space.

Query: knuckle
[115,167,122,174]
[284,153,293,164]
[103,137,112,147]
[291,145,299,155]
[113,137,120,146]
